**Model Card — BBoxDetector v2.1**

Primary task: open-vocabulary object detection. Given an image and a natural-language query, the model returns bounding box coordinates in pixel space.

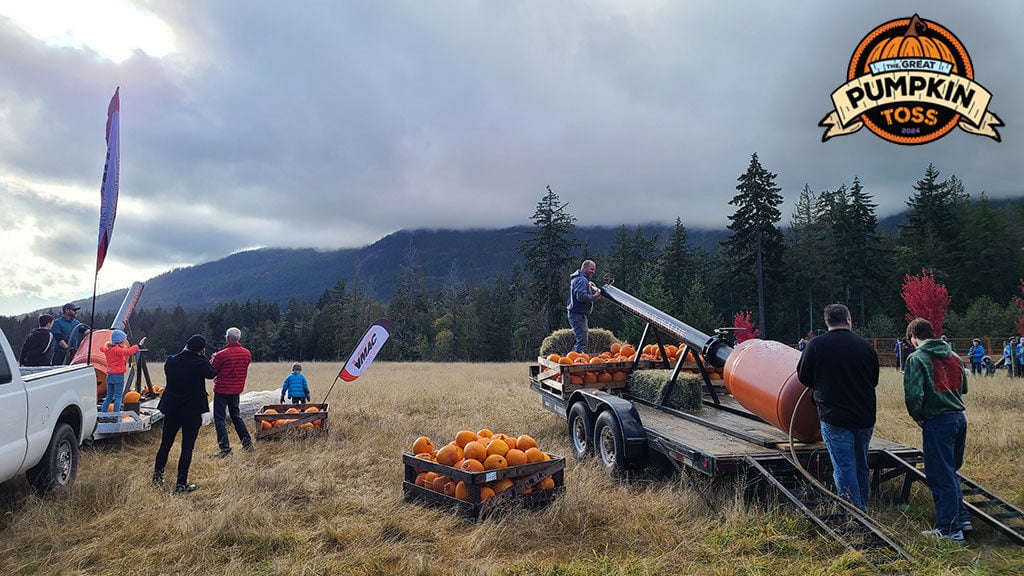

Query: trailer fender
[569,390,647,462]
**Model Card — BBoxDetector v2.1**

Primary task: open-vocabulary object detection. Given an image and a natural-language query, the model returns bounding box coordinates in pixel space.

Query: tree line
[3,156,1023,363]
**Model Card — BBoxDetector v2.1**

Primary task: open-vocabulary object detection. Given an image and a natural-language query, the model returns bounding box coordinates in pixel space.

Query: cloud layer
[1,1,1021,315]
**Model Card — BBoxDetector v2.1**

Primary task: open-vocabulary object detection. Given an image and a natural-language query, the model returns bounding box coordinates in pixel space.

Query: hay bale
[539,328,619,357]
[626,370,702,411]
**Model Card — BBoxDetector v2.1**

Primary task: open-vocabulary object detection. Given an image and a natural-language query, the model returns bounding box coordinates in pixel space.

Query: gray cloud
[1,1,1022,313]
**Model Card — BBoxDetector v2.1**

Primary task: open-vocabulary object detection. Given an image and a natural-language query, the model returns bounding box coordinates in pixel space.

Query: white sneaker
[921,528,964,542]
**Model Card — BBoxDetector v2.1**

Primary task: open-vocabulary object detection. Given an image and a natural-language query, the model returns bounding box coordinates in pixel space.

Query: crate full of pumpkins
[403,428,564,518]
[254,403,329,439]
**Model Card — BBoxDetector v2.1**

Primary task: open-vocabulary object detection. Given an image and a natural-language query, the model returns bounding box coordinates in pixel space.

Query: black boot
[152,470,165,487]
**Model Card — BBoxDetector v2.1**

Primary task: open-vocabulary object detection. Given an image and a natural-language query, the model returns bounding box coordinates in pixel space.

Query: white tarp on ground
[201,390,282,426]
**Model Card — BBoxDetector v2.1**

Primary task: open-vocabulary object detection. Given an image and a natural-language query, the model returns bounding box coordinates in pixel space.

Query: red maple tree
[901,268,952,335]
[1012,279,1024,334]
[733,311,760,343]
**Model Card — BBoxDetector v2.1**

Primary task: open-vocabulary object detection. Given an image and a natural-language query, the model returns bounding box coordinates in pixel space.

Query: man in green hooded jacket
[903,317,970,542]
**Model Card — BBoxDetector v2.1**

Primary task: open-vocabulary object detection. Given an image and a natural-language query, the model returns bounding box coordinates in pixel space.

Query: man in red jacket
[210,327,254,457]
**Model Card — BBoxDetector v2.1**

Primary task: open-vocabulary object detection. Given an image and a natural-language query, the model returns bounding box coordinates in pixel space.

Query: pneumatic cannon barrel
[598,284,821,443]
[598,284,733,368]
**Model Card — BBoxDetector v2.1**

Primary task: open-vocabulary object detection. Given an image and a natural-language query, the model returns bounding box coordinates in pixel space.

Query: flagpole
[86,270,98,366]
[321,374,341,404]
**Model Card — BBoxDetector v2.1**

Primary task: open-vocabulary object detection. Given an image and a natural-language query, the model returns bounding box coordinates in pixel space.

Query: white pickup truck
[0,328,98,494]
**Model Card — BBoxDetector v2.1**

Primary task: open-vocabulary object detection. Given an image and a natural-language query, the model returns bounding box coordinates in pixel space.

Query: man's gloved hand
[280,395,286,403]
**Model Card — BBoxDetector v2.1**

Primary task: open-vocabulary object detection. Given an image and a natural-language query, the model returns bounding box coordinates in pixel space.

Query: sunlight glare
[0,0,175,62]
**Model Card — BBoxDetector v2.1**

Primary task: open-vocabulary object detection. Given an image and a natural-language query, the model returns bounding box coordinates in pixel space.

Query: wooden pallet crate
[402,453,565,519]
[533,357,631,392]
[254,403,329,439]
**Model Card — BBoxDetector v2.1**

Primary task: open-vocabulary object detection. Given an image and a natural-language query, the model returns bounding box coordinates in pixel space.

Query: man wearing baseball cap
[51,303,85,365]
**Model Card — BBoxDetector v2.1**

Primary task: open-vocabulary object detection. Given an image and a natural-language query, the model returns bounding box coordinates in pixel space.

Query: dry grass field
[1,363,1022,575]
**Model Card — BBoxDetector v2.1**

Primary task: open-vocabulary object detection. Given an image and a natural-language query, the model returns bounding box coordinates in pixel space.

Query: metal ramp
[881,449,1024,546]
[745,454,911,572]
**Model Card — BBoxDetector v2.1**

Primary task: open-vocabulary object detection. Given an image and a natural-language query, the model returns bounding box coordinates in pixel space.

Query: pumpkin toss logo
[820,14,1003,145]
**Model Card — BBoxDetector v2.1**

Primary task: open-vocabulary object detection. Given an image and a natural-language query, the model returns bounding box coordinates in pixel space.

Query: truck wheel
[26,423,78,495]
[567,402,594,459]
[594,410,628,475]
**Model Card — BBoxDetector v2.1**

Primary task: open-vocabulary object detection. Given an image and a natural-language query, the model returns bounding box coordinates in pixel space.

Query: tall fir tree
[846,176,880,326]
[517,186,578,334]
[723,153,785,337]
[785,184,832,336]
[660,217,693,317]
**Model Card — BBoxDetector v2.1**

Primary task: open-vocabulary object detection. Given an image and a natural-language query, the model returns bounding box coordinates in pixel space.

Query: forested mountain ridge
[67,224,730,315]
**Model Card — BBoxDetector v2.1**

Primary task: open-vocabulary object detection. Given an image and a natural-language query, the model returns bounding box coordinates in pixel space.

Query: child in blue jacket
[281,363,310,404]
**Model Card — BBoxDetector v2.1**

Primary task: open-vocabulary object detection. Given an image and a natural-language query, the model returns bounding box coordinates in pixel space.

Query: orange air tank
[70,328,113,398]
[722,338,821,443]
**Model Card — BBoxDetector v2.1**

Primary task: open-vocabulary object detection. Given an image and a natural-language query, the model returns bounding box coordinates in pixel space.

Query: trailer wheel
[567,402,594,459]
[26,423,78,495]
[594,410,628,475]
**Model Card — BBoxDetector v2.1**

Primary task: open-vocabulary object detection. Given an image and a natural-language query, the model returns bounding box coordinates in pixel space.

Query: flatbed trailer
[530,369,908,478]
[92,397,164,441]
[529,284,1024,570]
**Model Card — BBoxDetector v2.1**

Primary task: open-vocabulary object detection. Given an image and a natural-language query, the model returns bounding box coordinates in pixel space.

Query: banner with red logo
[339,319,394,382]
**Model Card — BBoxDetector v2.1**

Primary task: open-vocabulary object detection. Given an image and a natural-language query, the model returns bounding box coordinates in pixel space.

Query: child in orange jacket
[101,330,146,413]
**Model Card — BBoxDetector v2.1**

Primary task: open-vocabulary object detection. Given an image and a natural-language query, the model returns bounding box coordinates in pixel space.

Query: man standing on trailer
[209,327,254,457]
[566,259,602,354]
[903,317,970,542]
[797,303,879,513]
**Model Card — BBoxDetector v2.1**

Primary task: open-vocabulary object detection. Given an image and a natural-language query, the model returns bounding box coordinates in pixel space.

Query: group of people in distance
[798,304,970,542]
[19,303,313,494]
[566,259,972,544]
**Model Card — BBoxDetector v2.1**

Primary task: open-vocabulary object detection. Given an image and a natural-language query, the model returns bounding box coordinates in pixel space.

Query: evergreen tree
[516,185,578,333]
[957,194,1017,305]
[681,276,722,335]
[723,153,785,337]
[899,164,968,277]
[846,176,880,326]
[660,217,693,317]
[386,241,434,360]
[785,184,832,335]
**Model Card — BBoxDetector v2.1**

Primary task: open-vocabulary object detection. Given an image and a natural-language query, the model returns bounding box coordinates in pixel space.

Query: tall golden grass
[0,363,1021,575]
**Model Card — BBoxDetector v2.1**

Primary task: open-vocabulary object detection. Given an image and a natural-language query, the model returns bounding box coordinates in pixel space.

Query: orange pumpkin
[411,436,434,455]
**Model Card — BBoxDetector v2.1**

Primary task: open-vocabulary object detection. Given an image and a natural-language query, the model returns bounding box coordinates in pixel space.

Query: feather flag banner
[339,319,394,382]
[96,87,120,271]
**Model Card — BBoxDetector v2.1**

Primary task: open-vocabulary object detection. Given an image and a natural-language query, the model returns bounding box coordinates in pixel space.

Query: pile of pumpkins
[410,429,556,501]
[259,406,324,430]
[545,344,637,386]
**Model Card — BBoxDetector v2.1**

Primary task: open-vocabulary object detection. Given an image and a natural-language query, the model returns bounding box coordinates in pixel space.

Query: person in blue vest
[566,260,602,354]
[1003,340,1013,377]
[967,339,985,376]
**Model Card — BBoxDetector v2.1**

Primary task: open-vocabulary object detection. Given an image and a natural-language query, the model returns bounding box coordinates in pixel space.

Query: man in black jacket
[19,314,54,367]
[797,303,879,512]
[154,334,217,493]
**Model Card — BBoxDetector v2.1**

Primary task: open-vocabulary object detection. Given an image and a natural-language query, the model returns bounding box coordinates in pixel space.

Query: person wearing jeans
[210,327,254,457]
[566,260,602,354]
[904,317,971,541]
[797,303,879,513]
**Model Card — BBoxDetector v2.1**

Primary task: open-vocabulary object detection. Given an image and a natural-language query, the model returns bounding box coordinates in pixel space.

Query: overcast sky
[0,1,1020,316]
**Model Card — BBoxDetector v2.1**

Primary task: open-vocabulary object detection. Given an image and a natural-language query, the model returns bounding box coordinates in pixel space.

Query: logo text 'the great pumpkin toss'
[820,14,1003,145]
